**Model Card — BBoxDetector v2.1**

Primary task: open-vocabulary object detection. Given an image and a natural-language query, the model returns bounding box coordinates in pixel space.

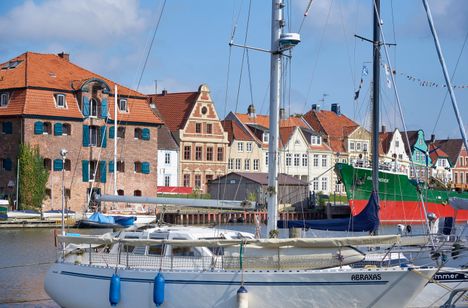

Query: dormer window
[0,93,9,107]
[90,98,99,117]
[263,132,269,143]
[311,135,321,145]
[118,99,128,112]
[55,94,66,108]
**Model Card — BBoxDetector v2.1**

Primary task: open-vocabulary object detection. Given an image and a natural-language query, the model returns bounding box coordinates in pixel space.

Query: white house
[156,125,179,187]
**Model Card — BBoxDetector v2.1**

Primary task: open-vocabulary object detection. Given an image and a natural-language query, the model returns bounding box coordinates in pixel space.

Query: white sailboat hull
[45,262,435,308]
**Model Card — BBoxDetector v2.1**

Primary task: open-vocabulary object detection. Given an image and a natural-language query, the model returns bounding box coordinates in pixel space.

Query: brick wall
[0,118,21,201]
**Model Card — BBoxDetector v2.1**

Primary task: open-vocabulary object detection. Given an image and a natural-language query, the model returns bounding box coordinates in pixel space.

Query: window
[263,133,269,143]
[64,159,71,171]
[183,174,190,187]
[235,158,241,170]
[184,146,191,160]
[206,174,213,183]
[43,122,52,135]
[55,94,66,108]
[246,142,252,152]
[245,159,250,170]
[395,140,400,147]
[196,123,202,134]
[350,142,355,151]
[265,152,269,166]
[134,161,142,173]
[164,175,170,187]
[321,155,327,167]
[117,127,125,138]
[195,146,202,160]
[311,135,321,145]
[356,142,361,151]
[228,159,234,169]
[454,173,458,184]
[302,154,308,167]
[253,159,259,171]
[90,98,99,117]
[321,177,327,191]
[118,99,128,112]
[62,123,71,135]
[201,106,208,115]
[117,189,124,196]
[0,93,8,107]
[43,158,52,171]
[294,154,300,167]
[286,153,292,166]
[117,161,125,172]
[134,190,142,197]
[2,122,12,134]
[89,125,99,146]
[206,147,213,161]
[313,154,319,167]
[89,160,98,181]
[238,142,244,152]
[194,175,201,188]
[363,143,368,152]
[45,189,51,199]
[65,189,71,199]
[313,178,319,191]
[217,147,224,161]
[165,152,171,165]
[398,154,403,160]
[134,128,142,139]
[206,123,212,134]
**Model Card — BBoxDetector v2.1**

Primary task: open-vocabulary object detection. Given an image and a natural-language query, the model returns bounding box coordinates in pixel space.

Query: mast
[114,85,118,196]
[371,0,381,196]
[266,0,283,236]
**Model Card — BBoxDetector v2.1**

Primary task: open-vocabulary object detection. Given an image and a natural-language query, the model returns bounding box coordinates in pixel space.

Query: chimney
[57,52,69,61]
[161,89,168,96]
[430,134,436,143]
[331,103,341,115]
[279,107,286,120]
[312,104,320,111]
[381,125,386,133]
[247,104,256,118]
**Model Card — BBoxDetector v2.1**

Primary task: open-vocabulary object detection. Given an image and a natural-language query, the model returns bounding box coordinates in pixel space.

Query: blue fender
[109,274,121,306]
[153,272,165,307]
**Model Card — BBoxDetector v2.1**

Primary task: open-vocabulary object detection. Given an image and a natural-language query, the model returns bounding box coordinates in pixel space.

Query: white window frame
[235,158,241,170]
[55,94,66,108]
[265,152,269,166]
[321,155,327,167]
[228,159,234,170]
[164,152,171,165]
[286,153,292,166]
[350,142,355,151]
[119,99,128,112]
[263,133,269,143]
[246,142,252,152]
[253,159,259,171]
[89,126,99,147]
[363,142,368,152]
[302,154,308,167]
[0,93,9,107]
[164,175,171,187]
[244,159,250,170]
[321,177,327,191]
[313,154,319,167]
[294,154,300,167]
[90,98,98,118]
[356,142,361,151]
[238,142,244,152]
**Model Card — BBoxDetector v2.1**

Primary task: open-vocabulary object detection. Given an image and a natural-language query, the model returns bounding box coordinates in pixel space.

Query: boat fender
[109,273,121,306]
[237,286,248,308]
[153,272,165,307]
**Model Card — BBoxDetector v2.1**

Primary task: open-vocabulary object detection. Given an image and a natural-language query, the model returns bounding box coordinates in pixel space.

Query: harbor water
[0,224,465,306]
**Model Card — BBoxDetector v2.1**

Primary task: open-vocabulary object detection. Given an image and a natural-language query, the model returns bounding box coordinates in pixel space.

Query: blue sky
[0,0,467,139]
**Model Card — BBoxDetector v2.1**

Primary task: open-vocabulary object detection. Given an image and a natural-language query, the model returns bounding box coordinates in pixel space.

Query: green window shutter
[109,126,115,139]
[54,123,63,136]
[101,98,108,118]
[142,162,150,174]
[99,161,107,183]
[82,160,89,182]
[82,125,89,147]
[100,126,107,148]
[3,158,12,171]
[142,128,150,140]
[109,160,114,173]
[82,97,90,117]
[2,122,12,134]
[34,121,43,134]
[53,159,63,171]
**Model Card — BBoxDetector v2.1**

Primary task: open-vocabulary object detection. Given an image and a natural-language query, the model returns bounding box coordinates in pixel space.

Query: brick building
[433,139,467,190]
[149,85,228,192]
[0,52,162,212]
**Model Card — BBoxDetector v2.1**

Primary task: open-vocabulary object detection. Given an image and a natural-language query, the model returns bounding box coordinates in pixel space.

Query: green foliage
[18,144,49,211]
[247,192,257,202]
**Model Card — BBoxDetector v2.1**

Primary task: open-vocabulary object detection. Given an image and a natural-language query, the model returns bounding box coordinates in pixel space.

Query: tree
[18,144,49,211]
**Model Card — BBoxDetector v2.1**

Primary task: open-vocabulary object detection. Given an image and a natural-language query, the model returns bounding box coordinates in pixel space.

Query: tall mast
[371,0,381,194]
[266,0,283,236]
[114,85,118,196]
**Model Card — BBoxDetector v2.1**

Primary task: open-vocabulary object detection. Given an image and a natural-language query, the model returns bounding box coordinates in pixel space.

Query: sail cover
[277,191,380,232]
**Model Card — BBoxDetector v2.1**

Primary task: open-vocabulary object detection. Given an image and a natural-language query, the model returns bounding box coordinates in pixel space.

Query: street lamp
[60,148,68,236]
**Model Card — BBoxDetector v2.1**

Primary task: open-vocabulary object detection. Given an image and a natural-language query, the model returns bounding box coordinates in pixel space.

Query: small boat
[43,209,76,219]
[75,212,124,229]
[7,210,41,219]
[112,215,136,227]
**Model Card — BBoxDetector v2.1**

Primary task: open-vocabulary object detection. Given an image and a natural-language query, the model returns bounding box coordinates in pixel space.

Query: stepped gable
[149,91,198,132]
[221,120,256,144]
[400,131,420,156]
[0,52,162,124]
[432,139,464,166]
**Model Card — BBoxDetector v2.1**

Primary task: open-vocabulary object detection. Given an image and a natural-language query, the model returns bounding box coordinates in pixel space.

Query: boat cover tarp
[57,233,401,248]
[88,212,115,224]
[449,197,468,211]
[277,191,380,232]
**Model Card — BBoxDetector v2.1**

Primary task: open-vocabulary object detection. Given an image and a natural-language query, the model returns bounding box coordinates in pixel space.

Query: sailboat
[44,1,436,307]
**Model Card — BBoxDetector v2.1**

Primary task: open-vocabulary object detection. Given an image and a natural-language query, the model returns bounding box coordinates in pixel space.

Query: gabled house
[401,130,431,180]
[379,127,411,174]
[156,124,179,188]
[431,139,467,190]
[149,85,228,192]
[428,144,452,184]
[0,52,163,211]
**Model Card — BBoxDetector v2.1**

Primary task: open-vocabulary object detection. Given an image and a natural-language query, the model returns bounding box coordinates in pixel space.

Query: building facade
[0,52,162,212]
[379,128,411,174]
[156,125,179,187]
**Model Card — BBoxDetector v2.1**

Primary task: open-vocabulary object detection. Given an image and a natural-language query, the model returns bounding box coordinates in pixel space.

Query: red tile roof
[149,92,198,132]
[279,127,295,148]
[235,113,309,129]
[429,143,449,164]
[0,52,162,124]
[221,120,256,144]
[379,131,394,155]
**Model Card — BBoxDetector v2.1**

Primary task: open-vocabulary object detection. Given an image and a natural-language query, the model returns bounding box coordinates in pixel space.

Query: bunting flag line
[354,65,368,101]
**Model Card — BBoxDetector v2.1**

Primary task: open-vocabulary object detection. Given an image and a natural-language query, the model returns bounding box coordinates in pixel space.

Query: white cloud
[0,0,147,45]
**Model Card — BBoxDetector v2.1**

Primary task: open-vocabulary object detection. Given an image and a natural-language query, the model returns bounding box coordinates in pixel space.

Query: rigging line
[298,0,314,34]
[246,50,254,107]
[337,0,356,89]
[373,0,434,245]
[136,0,167,91]
[431,30,468,135]
[300,0,335,115]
